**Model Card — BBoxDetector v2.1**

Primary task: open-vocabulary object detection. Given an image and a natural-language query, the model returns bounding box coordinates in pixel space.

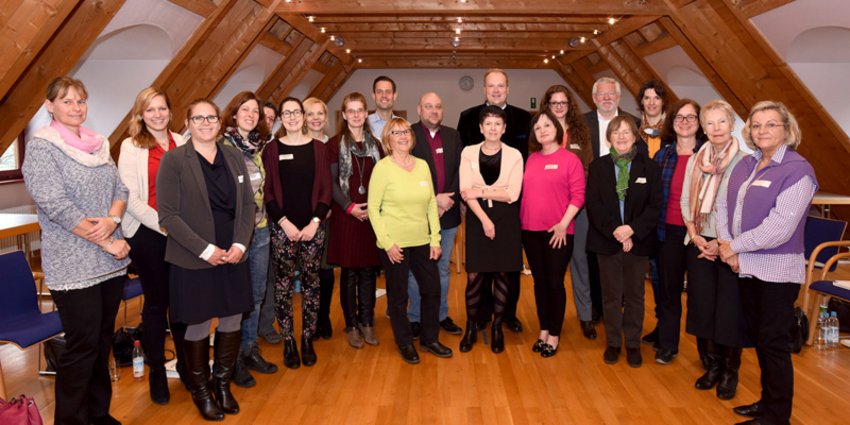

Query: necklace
[353,154,366,195]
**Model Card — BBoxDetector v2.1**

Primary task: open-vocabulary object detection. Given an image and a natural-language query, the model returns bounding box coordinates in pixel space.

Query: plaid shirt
[653,140,703,241]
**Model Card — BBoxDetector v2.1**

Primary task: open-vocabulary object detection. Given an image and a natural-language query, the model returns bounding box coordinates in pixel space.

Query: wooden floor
[2,270,849,425]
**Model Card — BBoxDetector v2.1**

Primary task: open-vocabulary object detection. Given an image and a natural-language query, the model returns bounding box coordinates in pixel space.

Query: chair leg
[806,293,823,346]
[37,342,55,376]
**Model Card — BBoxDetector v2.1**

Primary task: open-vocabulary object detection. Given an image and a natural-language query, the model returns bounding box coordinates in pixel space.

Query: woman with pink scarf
[680,100,748,401]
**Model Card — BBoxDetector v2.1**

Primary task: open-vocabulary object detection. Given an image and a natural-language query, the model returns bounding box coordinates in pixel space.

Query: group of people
[22,69,815,425]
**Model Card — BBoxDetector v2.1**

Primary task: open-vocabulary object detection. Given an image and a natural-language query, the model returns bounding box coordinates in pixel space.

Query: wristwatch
[110,215,122,225]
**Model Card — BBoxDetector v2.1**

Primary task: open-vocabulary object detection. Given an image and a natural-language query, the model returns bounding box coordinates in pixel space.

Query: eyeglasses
[390,129,410,136]
[750,122,784,132]
[549,101,568,108]
[345,108,365,115]
[281,110,303,118]
[595,91,618,98]
[674,114,698,123]
[190,115,219,124]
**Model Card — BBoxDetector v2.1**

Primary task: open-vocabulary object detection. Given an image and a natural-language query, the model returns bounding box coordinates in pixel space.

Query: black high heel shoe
[459,322,477,353]
[532,339,546,353]
[540,343,558,358]
[491,325,504,354]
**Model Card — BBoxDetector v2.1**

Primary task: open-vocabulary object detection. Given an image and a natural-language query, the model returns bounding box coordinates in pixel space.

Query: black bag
[43,336,66,372]
[790,306,809,354]
[112,327,139,367]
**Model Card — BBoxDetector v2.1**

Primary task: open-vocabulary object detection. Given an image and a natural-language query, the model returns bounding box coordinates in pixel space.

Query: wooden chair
[802,241,850,345]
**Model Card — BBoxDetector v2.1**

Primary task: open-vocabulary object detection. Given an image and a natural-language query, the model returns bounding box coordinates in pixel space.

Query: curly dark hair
[540,85,590,152]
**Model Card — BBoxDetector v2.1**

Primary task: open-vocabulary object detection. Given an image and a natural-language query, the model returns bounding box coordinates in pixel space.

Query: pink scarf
[688,138,739,235]
[51,120,102,154]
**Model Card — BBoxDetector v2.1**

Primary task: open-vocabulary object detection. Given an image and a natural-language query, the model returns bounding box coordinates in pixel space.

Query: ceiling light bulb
[329,35,335,41]
[544,58,549,64]
[593,29,600,35]
[457,17,463,24]
[580,36,586,43]
[560,49,565,54]
[455,28,462,35]
[307,16,315,23]
[358,58,363,63]
[608,17,617,25]
[345,48,351,54]
[451,37,461,48]
[320,27,326,33]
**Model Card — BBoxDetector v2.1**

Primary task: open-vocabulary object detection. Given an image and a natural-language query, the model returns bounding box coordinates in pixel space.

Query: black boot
[283,339,300,369]
[695,341,723,390]
[717,347,742,400]
[696,337,709,371]
[184,337,223,421]
[148,365,170,405]
[491,322,505,354]
[212,331,241,414]
[170,321,191,391]
[301,335,317,366]
[459,322,477,352]
[231,351,256,388]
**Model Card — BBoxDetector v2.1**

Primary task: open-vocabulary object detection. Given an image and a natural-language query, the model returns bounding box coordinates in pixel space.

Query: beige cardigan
[458,143,524,205]
[117,132,186,238]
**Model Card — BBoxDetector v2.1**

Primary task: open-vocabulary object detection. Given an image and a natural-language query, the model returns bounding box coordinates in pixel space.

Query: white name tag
[435,147,444,154]
[279,154,294,161]
[544,164,558,170]
[420,181,428,187]
[237,175,244,183]
[635,177,647,184]
[570,144,581,150]
[752,180,771,188]
[250,173,261,181]
[470,162,479,169]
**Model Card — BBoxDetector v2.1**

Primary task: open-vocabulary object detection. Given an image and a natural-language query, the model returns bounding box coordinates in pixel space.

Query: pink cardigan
[459,143,524,205]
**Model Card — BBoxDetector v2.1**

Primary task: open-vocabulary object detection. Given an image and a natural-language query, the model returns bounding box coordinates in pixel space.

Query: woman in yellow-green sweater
[368,118,454,365]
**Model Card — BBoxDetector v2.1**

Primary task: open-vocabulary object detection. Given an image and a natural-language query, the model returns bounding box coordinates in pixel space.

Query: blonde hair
[742,100,801,150]
[380,117,416,155]
[699,99,737,132]
[128,87,171,149]
[46,76,88,101]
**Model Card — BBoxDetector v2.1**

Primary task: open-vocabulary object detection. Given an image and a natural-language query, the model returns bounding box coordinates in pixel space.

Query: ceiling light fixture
[455,28,462,35]
[544,58,549,64]
[451,37,461,48]
[320,27,326,33]
[457,17,463,24]
[345,48,351,54]
[608,17,617,25]
[335,36,345,47]
[560,49,565,54]
[580,36,587,43]
[329,35,335,41]
[358,58,363,63]
[307,16,315,23]
[593,29,601,35]
[568,37,579,48]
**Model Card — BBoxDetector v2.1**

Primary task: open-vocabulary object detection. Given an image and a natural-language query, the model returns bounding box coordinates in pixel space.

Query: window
[0,134,25,181]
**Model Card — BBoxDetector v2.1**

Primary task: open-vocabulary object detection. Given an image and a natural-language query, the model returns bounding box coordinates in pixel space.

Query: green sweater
[368,156,441,249]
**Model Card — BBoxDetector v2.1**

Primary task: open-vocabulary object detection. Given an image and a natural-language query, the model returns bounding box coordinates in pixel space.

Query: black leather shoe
[420,341,453,358]
[540,344,558,358]
[532,339,546,353]
[626,347,642,368]
[580,321,597,340]
[149,366,170,405]
[301,336,317,366]
[398,344,420,364]
[603,346,621,364]
[459,323,477,352]
[410,322,421,340]
[231,355,256,388]
[439,317,463,335]
[283,339,300,369]
[505,317,523,333]
[90,415,122,425]
[655,349,677,365]
[641,327,659,345]
[491,325,505,353]
[733,402,764,418]
[244,345,278,374]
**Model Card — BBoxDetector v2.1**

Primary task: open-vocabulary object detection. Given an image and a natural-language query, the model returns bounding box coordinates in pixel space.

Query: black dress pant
[597,252,647,349]
[588,251,603,317]
[522,231,573,336]
[657,224,687,352]
[739,277,800,425]
[379,245,440,346]
[51,275,124,425]
[127,225,171,369]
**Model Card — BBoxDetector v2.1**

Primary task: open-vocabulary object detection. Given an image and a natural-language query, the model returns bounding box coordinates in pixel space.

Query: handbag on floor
[790,306,809,354]
[0,394,43,425]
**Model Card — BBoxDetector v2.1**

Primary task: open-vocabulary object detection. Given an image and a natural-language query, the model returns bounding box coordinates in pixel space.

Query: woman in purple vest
[716,101,817,425]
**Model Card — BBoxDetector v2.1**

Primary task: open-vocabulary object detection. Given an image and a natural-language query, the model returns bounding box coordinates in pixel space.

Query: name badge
[570,144,581,150]
[435,147,444,154]
[420,181,428,187]
[635,177,647,184]
[752,180,771,188]
[237,175,244,183]
[279,154,294,161]
[250,172,261,181]
[470,162,479,170]
[545,164,558,170]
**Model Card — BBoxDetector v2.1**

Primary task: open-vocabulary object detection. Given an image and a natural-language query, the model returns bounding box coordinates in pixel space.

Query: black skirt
[169,261,252,324]
[465,200,522,273]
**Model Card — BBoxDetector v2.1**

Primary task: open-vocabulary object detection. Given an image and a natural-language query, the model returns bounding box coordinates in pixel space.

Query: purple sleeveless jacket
[725,148,816,256]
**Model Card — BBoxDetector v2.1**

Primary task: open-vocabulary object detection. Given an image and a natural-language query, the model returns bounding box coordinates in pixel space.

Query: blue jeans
[407,225,458,322]
[240,225,270,349]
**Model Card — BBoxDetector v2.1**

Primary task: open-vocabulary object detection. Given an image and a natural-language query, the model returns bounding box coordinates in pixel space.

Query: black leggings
[126,226,171,369]
[522,231,573,336]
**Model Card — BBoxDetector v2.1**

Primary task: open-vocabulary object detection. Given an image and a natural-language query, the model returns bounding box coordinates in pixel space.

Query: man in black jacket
[408,92,464,337]
[457,69,531,334]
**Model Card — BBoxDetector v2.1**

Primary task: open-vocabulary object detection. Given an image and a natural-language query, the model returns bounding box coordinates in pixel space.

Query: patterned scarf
[688,138,739,234]
[610,146,636,200]
[224,126,267,158]
[338,133,381,195]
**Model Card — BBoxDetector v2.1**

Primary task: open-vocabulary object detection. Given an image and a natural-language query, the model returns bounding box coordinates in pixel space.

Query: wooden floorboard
[2,270,849,424]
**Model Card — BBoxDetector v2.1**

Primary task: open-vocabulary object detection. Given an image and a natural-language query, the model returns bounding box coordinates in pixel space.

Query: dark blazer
[411,121,463,229]
[261,138,332,223]
[583,109,646,159]
[157,141,256,270]
[585,152,662,256]
[456,103,532,161]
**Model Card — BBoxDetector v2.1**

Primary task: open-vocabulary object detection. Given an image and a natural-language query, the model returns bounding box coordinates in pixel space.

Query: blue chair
[804,216,847,271]
[0,251,64,395]
[122,277,144,327]
[803,241,850,345]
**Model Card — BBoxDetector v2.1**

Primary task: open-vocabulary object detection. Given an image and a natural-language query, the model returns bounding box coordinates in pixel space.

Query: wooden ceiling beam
[0,0,80,101]
[594,38,678,102]
[664,0,850,204]
[278,13,354,66]
[258,32,292,56]
[737,0,794,17]
[109,0,281,156]
[321,22,604,33]
[313,65,353,103]
[307,60,344,100]
[311,15,617,24]
[330,30,591,39]
[559,15,662,65]
[349,37,587,52]
[553,61,596,108]
[278,0,670,16]
[356,57,552,69]
[267,40,328,103]
[256,33,311,101]
[0,0,125,155]
[167,0,216,18]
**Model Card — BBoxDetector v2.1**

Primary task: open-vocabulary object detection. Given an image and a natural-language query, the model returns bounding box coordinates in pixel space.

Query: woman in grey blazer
[157,99,255,421]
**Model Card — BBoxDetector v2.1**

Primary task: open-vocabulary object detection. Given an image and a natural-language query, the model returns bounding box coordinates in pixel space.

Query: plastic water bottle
[829,311,840,347]
[816,312,828,350]
[132,340,144,381]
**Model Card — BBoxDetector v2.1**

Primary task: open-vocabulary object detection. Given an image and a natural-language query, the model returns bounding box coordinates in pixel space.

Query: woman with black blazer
[586,115,662,368]
[157,99,255,421]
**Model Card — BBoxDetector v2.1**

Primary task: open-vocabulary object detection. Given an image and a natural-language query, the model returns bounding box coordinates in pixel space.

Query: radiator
[0,204,40,255]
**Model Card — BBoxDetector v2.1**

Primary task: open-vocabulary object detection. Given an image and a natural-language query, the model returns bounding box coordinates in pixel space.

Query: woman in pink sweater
[520,110,586,357]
